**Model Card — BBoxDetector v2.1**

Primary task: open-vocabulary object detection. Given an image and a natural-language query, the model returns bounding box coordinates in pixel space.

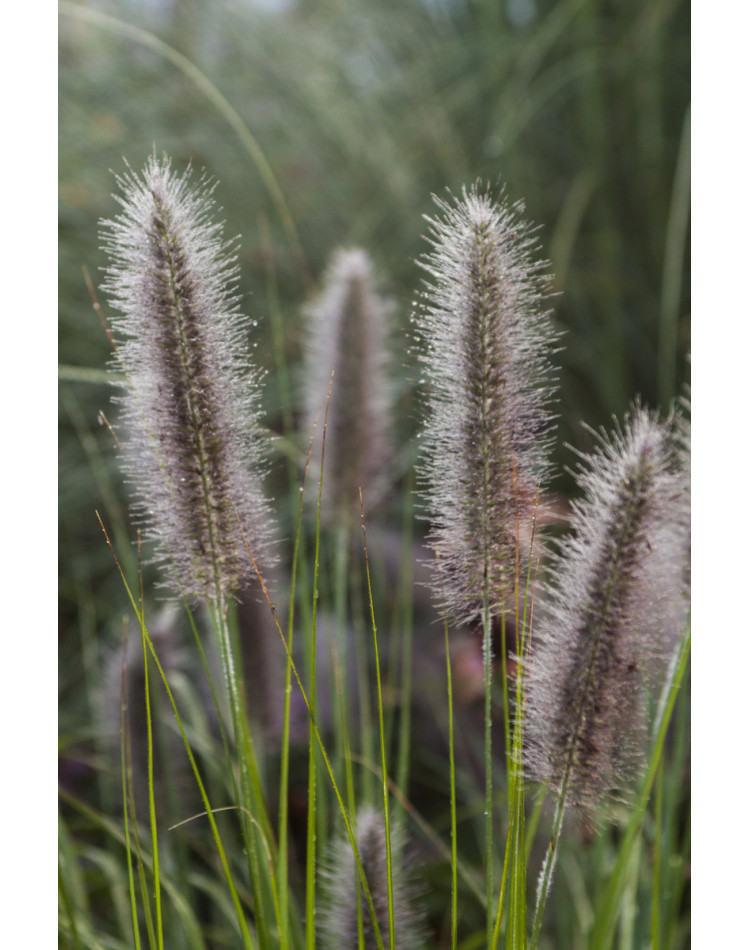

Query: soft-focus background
[59,0,690,619]
[59,0,690,941]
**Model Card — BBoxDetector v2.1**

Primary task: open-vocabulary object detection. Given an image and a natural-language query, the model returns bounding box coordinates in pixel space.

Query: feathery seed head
[100,154,274,602]
[413,184,559,625]
[524,407,690,809]
[302,247,392,524]
[318,806,425,950]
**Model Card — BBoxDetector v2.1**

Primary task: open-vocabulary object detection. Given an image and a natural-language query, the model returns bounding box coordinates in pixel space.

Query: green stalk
[305,377,333,950]
[350,556,376,806]
[246,549,387,950]
[247,520,385,950]
[483,597,495,948]
[137,550,163,950]
[360,490,396,950]
[145,613,258,950]
[210,595,278,950]
[394,479,417,827]
[445,613,459,950]
[277,466,307,950]
[119,633,142,950]
[650,759,664,949]
[277,574,295,950]
[96,514,257,948]
[492,565,536,949]
[333,524,357,820]
[509,782,527,950]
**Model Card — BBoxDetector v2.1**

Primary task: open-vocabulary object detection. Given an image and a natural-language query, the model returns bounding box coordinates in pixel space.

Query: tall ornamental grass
[58,150,689,950]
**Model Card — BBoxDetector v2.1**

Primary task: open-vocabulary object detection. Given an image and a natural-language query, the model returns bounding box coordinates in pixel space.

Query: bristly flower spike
[100,154,274,603]
[524,406,690,810]
[302,247,392,525]
[413,183,559,627]
[318,806,425,950]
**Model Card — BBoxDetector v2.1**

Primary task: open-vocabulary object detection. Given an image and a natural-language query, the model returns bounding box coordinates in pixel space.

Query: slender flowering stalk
[524,407,688,807]
[302,247,392,525]
[100,154,274,602]
[524,407,690,944]
[413,184,558,626]
[101,154,280,944]
[413,183,559,944]
[318,806,425,950]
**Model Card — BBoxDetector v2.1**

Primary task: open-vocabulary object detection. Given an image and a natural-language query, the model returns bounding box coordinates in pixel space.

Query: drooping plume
[100,154,274,601]
[302,248,392,524]
[524,407,690,808]
[318,806,425,950]
[413,184,559,625]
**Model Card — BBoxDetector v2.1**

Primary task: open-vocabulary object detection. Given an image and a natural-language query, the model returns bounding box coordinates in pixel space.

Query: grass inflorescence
[59,144,690,950]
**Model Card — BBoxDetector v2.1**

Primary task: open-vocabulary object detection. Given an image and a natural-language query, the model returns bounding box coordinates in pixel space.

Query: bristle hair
[414,183,559,624]
[100,154,274,601]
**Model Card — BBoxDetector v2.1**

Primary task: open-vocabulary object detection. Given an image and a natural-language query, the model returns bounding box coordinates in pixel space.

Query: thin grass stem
[238,521,388,950]
[441,596,458,950]
[394,476,417,829]
[650,758,664,949]
[360,489,396,950]
[305,375,333,950]
[119,630,142,950]
[278,413,321,950]
[137,537,163,950]
[96,513,257,949]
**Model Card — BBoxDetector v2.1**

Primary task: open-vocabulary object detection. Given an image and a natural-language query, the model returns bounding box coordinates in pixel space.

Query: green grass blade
[304,377,332,950]
[444,612,459,950]
[118,632,142,950]
[95,515,257,948]
[360,490,396,950]
[650,759,664,949]
[137,554,163,950]
[244,527,387,950]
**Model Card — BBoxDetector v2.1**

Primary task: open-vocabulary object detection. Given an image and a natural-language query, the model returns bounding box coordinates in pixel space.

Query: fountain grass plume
[100,154,274,602]
[413,182,559,945]
[524,406,690,810]
[318,805,425,950]
[413,183,559,627]
[302,247,392,525]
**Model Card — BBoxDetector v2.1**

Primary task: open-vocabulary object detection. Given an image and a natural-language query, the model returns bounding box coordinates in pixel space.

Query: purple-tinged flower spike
[524,407,690,809]
[100,155,274,602]
[318,806,425,950]
[413,184,559,626]
[302,248,392,525]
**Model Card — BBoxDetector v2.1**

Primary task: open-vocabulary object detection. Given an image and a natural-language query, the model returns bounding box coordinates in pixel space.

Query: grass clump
[59,6,690,935]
